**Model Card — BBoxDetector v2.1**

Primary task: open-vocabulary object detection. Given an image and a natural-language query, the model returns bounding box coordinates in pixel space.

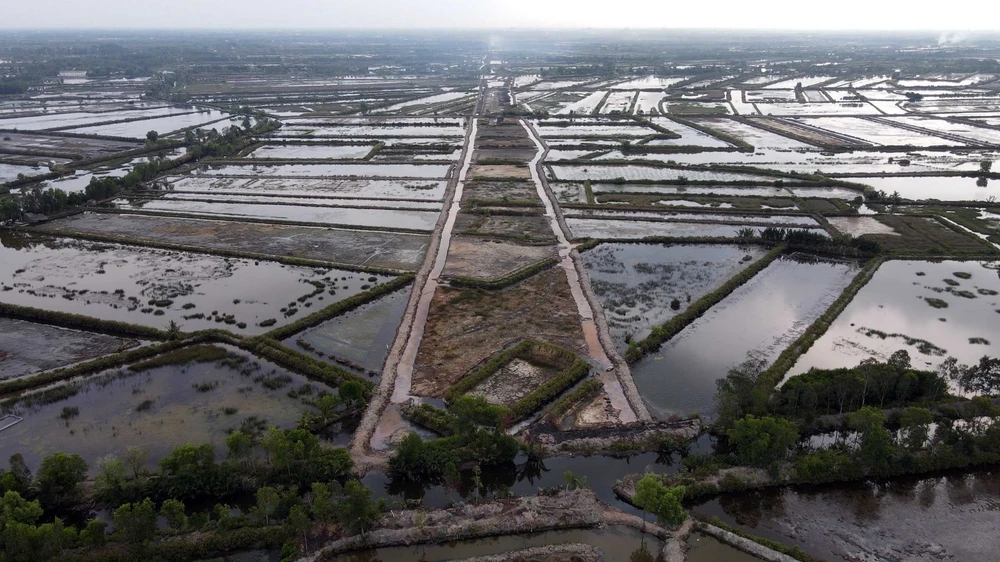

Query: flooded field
[0,318,139,380]
[70,109,230,138]
[110,198,441,230]
[167,176,448,200]
[0,231,393,334]
[247,144,376,159]
[842,175,999,202]
[583,243,769,352]
[286,288,409,376]
[38,213,430,271]
[0,345,330,472]
[549,165,782,182]
[193,163,451,179]
[787,260,1000,378]
[632,254,861,419]
[567,217,746,239]
[693,468,1000,562]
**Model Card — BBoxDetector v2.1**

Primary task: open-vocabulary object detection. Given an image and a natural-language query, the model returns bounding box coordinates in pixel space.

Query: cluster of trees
[737,226,882,255]
[939,356,1000,395]
[0,422,376,561]
[390,396,520,482]
[773,351,948,419]
[714,350,950,428]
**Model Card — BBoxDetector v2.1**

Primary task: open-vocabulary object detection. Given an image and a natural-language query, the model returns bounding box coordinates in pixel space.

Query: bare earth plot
[442,236,558,280]
[37,212,429,271]
[0,318,139,380]
[411,268,587,397]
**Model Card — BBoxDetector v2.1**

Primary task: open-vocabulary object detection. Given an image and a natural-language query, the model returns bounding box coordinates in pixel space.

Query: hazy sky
[2,0,998,31]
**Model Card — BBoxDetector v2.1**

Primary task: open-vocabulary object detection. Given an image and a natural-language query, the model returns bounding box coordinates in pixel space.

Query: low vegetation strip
[624,244,787,363]
[241,338,373,392]
[0,338,192,397]
[0,301,170,340]
[34,227,405,276]
[759,257,884,390]
[542,378,604,423]
[444,340,579,403]
[448,257,559,290]
[508,360,591,422]
[263,274,414,341]
[697,519,815,562]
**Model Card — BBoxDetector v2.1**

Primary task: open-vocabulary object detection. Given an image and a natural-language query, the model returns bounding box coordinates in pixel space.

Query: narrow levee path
[520,118,647,423]
[351,98,481,469]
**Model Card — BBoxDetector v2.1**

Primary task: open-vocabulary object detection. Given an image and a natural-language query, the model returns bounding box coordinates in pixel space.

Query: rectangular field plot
[155,193,442,210]
[554,91,608,115]
[39,212,429,270]
[583,243,770,352]
[600,91,636,114]
[784,260,1000,383]
[689,118,811,149]
[885,116,1000,145]
[0,106,210,131]
[0,346,344,472]
[70,110,231,138]
[0,133,140,159]
[792,117,963,147]
[0,318,140,381]
[757,103,880,116]
[110,199,441,230]
[565,209,821,228]
[192,163,451,179]
[566,217,746,239]
[548,165,784,182]
[842,175,1000,202]
[273,124,465,138]
[534,122,655,138]
[631,255,861,419]
[247,144,376,159]
[167,176,447,200]
[0,231,394,334]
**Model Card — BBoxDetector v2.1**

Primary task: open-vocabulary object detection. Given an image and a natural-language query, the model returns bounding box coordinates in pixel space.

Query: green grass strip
[448,258,558,290]
[0,301,170,340]
[241,338,373,393]
[624,244,786,363]
[445,340,535,402]
[508,360,591,422]
[759,257,884,389]
[541,378,604,422]
[262,274,413,341]
[699,517,817,562]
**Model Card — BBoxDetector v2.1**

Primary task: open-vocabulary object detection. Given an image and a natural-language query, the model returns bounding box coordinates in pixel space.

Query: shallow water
[247,144,375,160]
[786,260,1000,379]
[566,217,746,239]
[333,527,662,562]
[0,346,331,472]
[843,175,1000,202]
[631,254,861,419]
[0,231,392,335]
[195,163,451,179]
[286,288,409,376]
[693,467,1000,562]
[583,244,768,352]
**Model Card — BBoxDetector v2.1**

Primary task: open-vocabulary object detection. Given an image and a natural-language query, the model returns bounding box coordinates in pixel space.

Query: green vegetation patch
[127,344,230,373]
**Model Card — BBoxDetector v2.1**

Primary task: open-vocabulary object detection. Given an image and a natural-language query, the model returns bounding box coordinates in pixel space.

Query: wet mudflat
[285,288,409,377]
[787,260,1000,378]
[632,254,861,419]
[692,468,1000,562]
[109,198,441,231]
[39,212,430,271]
[0,346,332,472]
[0,231,393,335]
[167,176,448,200]
[582,243,768,353]
[0,318,140,381]
[330,527,662,561]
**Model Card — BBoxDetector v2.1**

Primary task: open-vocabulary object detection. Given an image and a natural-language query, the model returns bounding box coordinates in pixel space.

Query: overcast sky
[2,0,998,31]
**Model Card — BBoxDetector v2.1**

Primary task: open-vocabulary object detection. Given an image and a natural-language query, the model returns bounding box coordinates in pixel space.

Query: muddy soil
[442,236,557,280]
[411,267,587,397]
[39,212,429,271]
[468,358,560,406]
[455,214,556,241]
[468,164,532,180]
[462,181,540,202]
[0,318,139,380]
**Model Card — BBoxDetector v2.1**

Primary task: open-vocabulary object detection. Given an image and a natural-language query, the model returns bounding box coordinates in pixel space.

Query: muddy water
[786,260,1000,379]
[0,231,392,335]
[331,527,662,562]
[582,244,769,353]
[632,254,861,419]
[0,346,332,473]
[693,468,1000,561]
[286,289,409,377]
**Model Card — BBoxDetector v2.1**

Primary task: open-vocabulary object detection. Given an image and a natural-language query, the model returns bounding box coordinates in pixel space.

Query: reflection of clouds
[634,257,858,416]
[790,261,1000,380]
